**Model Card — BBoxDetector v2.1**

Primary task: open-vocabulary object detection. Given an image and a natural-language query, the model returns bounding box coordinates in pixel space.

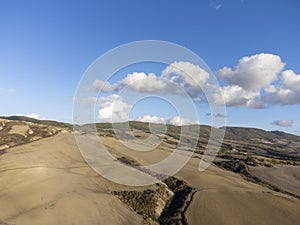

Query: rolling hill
[0,116,300,224]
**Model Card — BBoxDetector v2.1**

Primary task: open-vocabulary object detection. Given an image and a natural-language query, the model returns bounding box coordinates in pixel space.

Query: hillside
[2,115,300,161]
[1,116,300,224]
[95,121,300,161]
[222,126,300,142]
[0,116,72,129]
[0,117,69,154]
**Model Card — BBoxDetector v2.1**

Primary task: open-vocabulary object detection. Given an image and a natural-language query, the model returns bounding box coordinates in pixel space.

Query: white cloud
[168,116,199,126]
[136,115,199,126]
[91,57,300,108]
[118,72,166,93]
[93,61,210,101]
[96,93,200,125]
[26,113,41,119]
[264,69,300,106]
[218,53,285,91]
[162,61,210,89]
[97,94,132,122]
[16,113,45,120]
[265,86,300,105]
[281,70,300,92]
[211,85,263,108]
[215,53,300,107]
[271,120,294,127]
[136,115,166,124]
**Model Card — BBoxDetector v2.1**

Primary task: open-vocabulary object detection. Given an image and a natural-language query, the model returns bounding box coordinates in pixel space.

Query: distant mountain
[2,116,299,142]
[2,116,300,160]
[221,126,300,142]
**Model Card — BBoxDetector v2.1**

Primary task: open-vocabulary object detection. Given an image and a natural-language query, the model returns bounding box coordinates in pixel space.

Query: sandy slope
[0,133,143,225]
[177,159,300,225]
[102,135,300,225]
[249,165,300,197]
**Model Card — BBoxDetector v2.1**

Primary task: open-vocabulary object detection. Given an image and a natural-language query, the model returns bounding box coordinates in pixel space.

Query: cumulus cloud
[168,116,199,126]
[264,69,300,105]
[162,61,210,88]
[218,53,285,91]
[92,56,300,108]
[136,115,199,126]
[211,85,263,108]
[136,115,166,124]
[265,85,300,105]
[97,94,132,122]
[281,70,300,92]
[93,61,209,100]
[271,120,294,127]
[96,94,200,125]
[118,72,166,93]
[216,53,300,107]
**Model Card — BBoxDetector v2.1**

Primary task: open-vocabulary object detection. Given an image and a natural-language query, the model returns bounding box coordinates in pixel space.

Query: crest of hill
[3,116,299,143]
[0,115,72,129]
[94,121,300,142]
[93,121,300,161]
[0,116,72,152]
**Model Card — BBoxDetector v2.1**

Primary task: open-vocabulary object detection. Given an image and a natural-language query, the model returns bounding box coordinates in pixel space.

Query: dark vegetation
[118,156,141,167]
[113,176,194,225]
[114,156,194,225]
[158,177,193,225]
[113,189,159,221]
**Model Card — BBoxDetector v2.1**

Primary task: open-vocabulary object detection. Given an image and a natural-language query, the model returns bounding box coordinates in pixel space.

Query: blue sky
[1,0,300,134]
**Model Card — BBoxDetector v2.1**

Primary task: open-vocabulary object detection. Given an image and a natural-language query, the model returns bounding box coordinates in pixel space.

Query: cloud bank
[216,53,300,107]
[92,54,300,123]
[94,55,300,108]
